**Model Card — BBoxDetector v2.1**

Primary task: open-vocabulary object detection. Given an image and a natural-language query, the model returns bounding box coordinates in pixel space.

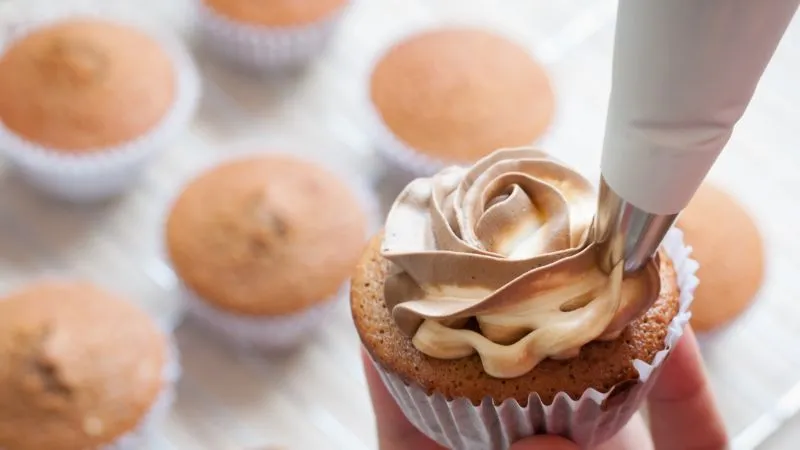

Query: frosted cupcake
[0,17,199,202]
[166,155,369,351]
[196,0,350,71]
[351,148,698,449]
[678,182,765,335]
[0,281,178,450]
[369,28,555,176]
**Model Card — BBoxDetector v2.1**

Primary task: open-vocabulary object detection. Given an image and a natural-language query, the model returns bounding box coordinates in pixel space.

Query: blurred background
[0,0,799,449]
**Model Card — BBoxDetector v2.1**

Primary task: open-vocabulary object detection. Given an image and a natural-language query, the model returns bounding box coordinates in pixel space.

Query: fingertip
[510,435,579,449]
[650,325,705,402]
[647,325,728,450]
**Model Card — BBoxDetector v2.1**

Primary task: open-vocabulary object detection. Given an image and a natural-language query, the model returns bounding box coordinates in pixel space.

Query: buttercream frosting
[381,148,661,378]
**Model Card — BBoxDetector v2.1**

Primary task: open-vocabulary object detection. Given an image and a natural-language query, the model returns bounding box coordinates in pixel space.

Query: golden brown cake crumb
[0,281,168,450]
[167,155,368,317]
[678,183,765,333]
[351,235,681,405]
[0,18,175,153]
[203,0,348,26]
[370,28,554,162]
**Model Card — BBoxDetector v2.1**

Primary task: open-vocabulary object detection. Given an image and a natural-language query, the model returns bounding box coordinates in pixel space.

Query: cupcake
[196,0,350,71]
[351,148,697,449]
[0,16,199,202]
[369,28,555,176]
[166,155,369,351]
[678,182,765,335]
[0,281,178,450]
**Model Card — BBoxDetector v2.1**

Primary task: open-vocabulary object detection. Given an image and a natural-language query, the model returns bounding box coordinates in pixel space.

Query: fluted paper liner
[103,337,181,449]
[371,227,698,449]
[183,283,346,352]
[195,0,349,71]
[167,152,380,352]
[367,98,452,177]
[0,8,201,203]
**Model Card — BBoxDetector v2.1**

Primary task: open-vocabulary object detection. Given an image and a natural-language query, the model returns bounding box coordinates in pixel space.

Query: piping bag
[596,0,798,274]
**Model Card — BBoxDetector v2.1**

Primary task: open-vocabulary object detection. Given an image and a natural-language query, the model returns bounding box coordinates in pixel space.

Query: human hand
[363,326,728,450]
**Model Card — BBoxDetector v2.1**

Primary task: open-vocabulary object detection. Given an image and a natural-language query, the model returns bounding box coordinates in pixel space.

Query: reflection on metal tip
[594,177,678,274]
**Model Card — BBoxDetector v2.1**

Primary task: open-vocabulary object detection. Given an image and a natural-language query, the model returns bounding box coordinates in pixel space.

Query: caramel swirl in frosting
[381,148,661,378]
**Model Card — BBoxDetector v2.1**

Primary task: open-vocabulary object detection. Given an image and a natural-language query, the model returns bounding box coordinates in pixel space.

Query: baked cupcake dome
[0,281,171,450]
[370,28,554,172]
[197,0,350,70]
[166,155,368,348]
[0,18,175,153]
[0,16,198,202]
[678,183,765,334]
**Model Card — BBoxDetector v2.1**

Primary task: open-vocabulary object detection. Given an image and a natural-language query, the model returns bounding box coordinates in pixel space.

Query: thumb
[510,435,579,449]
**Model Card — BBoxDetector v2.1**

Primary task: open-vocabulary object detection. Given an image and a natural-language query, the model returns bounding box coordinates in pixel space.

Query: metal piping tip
[594,177,678,274]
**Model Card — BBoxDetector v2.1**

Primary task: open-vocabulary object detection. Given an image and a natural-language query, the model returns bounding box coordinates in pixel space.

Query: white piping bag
[596,0,798,272]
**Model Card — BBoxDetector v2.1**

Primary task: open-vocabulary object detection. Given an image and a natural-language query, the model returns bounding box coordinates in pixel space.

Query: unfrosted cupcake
[369,28,555,176]
[678,182,765,335]
[351,148,698,449]
[196,0,349,71]
[0,281,177,450]
[166,155,369,351]
[0,17,199,202]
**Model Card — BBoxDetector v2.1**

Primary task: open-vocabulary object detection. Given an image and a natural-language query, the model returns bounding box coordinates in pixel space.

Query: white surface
[601,0,798,215]
[1,1,799,449]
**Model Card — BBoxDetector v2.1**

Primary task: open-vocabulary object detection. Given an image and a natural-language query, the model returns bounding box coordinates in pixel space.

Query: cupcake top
[202,0,348,26]
[0,281,168,450]
[370,28,554,163]
[678,183,764,333]
[0,18,176,153]
[381,148,662,378]
[166,155,368,316]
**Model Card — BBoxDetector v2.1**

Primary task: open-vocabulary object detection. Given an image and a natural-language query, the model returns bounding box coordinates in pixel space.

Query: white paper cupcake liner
[0,9,201,203]
[103,336,181,450]
[183,282,346,353]
[371,227,698,450]
[195,0,349,71]
[367,100,454,178]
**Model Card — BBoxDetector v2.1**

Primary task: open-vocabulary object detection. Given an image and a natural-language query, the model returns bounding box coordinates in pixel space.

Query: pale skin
[364,326,728,450]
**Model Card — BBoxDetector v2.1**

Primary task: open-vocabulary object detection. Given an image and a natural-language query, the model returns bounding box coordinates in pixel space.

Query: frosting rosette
[382,148,661,378]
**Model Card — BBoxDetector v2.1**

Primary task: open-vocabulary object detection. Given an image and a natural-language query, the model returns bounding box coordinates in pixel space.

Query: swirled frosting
[381,148,661,378]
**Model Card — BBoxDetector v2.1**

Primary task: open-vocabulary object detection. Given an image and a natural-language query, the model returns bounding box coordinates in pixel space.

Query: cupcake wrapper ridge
[367,100,453,178]
[372,227,698,450]
[0,8,201,203]
[183,283,346,352]
[102,336,180,449]
[195,0,349,71]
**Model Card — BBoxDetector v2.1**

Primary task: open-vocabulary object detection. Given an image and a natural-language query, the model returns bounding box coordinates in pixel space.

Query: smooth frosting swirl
[382,148,661,378]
